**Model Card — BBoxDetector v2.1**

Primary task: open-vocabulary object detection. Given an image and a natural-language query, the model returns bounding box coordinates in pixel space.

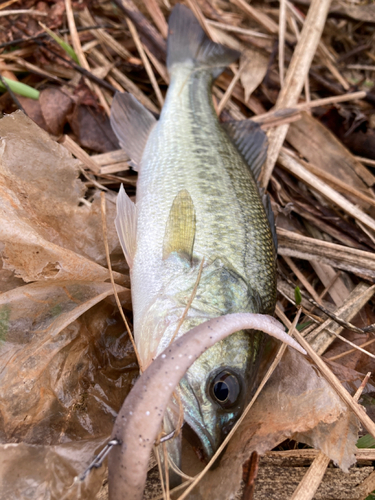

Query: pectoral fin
[110,92,157,170]
[223,120,267,181]
[163,190,196,262]
[115,184,137,268]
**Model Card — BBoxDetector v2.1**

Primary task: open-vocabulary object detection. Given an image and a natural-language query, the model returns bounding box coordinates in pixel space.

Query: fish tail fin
[167,4,240,78]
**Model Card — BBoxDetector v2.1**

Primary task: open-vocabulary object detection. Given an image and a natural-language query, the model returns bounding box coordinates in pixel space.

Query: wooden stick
[290,452,330,500]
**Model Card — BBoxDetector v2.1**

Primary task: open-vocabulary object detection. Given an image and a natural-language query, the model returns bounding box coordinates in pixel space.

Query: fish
[111,3,283,473]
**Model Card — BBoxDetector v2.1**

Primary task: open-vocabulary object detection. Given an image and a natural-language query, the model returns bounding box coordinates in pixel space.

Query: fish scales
[134,69,275,335]
[111,3,277,474]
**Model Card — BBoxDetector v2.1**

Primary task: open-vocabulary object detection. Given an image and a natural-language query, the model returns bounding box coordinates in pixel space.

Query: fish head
[142,257,268,462]
[178,327,264,460]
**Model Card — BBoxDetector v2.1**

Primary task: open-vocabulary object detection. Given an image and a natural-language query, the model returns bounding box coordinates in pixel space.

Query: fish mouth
[183,416,216,462]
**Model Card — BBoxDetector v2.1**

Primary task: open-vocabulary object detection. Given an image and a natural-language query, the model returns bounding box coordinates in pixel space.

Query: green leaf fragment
[296,321,312,331]
[294,286,302,306]
[356,433,375,449]
[0,305,10,343]
[39,22,80,65]
[0,77,40,100]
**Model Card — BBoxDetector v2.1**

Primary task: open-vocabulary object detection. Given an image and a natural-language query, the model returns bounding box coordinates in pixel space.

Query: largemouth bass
[111,4,280,468]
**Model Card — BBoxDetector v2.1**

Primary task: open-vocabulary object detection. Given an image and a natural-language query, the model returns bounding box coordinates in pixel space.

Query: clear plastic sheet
[0,111,135,499]
[0,437,108,500]
[0,283,136,499]
[0,281,134,443]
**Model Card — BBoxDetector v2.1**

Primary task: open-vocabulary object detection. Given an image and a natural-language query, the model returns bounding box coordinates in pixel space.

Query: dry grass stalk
[64,0,110,115]
[261,0,332,188]
[278,0,286,88]
[277,228,375,278]
[87,46,159,113]
[186,0,219,41]
[80,8,132,60]
[303,282,374,354]
[126,18,164,108]
[206,19,272,39]
[91,149,128,165]
[0,9,47,17]
[267,449,375,461]
[321,329,375,360]
[0,0,20,9]
[299,160,375,209]
[356,156,375,168]
[328,338,375,362]
[60,135,101,174]
[309,262,349,307]
[217,65,242,115]
[14,57,63,83]
[279,148,375,233]
[100,162,130,175]
[144,45,169,84]
[231,0,279,35]
[142,0,168,38]
[282,255,322,304]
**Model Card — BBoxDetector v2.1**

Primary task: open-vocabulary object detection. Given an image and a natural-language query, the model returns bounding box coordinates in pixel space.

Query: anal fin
[223,120,268,181]
[110,92,157,170]
[115,184,137,268]
[163,190,196,262]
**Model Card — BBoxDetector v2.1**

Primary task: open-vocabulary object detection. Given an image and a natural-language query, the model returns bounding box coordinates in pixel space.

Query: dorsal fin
[258,187,278,253]
[163,190,196,262]
[115,184,137,268]
[110,92,157,170]
[223,120,268,181]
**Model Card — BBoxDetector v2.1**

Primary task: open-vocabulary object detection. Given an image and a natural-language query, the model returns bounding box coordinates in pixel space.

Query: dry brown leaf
[39,87,74,136]
[0,111,123,282]
[17,96,49,132]
[68,104,120,153]
[240,48,269,103]
[287,112,375,191]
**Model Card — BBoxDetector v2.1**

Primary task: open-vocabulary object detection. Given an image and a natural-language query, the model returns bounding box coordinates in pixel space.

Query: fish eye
[210,371,241,409]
